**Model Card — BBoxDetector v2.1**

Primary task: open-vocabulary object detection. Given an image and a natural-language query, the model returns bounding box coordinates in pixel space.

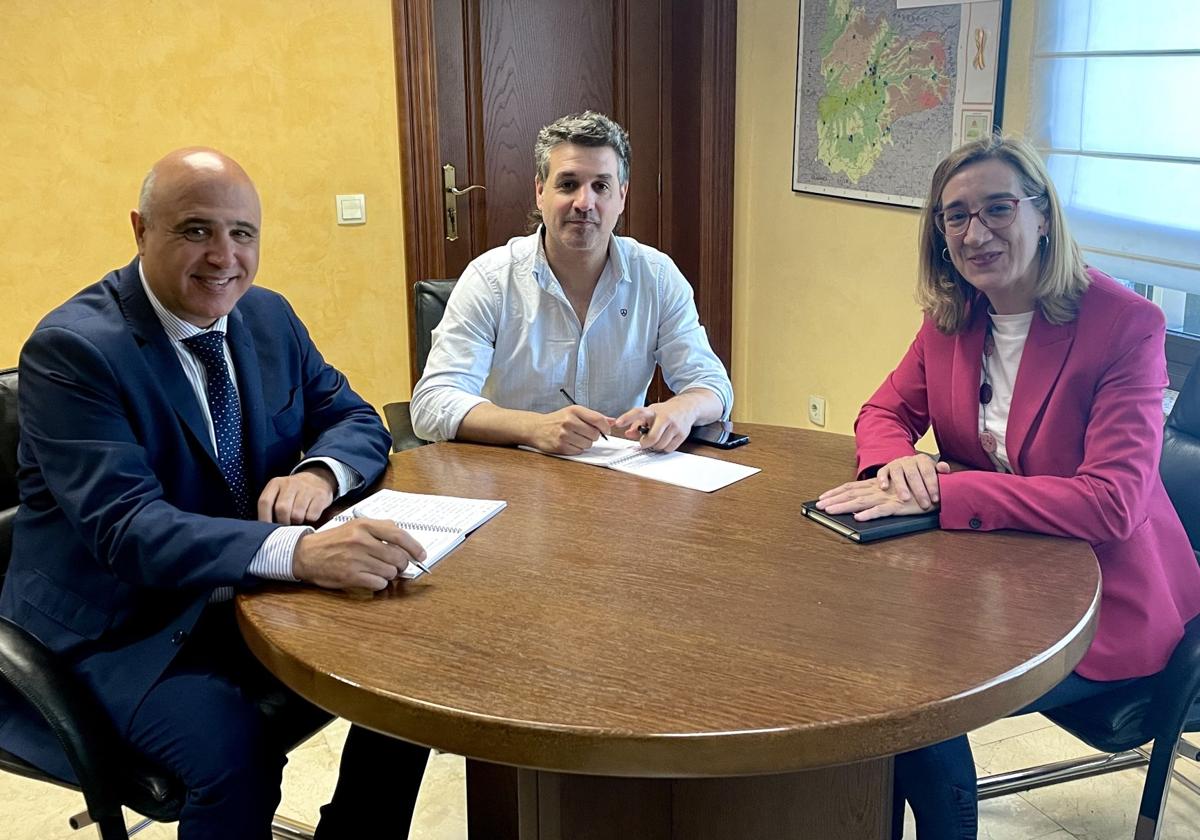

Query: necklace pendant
[980,430,998,453]
[979,382,993,405]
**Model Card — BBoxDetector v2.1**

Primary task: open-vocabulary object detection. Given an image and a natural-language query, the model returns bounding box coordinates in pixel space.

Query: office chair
[977,361,1200,840]
[384,278,457,452]
[0,366,321,839]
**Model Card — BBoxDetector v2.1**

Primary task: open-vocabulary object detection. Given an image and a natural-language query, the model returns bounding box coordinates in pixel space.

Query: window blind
[1030,0,1200,295]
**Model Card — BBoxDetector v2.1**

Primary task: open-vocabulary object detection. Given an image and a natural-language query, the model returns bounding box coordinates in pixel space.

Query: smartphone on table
[686,420,750,449]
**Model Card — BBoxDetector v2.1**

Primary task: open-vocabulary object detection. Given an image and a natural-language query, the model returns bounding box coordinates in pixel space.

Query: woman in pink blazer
[818,135,1200,839]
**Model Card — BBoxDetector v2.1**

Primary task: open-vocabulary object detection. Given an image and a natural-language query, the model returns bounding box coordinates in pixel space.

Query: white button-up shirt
[411,230,733,441]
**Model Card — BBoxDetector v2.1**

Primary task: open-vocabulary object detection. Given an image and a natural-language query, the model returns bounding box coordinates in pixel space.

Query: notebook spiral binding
[608,448,668,468]
[392,521,459,534]
[333,511,459,534]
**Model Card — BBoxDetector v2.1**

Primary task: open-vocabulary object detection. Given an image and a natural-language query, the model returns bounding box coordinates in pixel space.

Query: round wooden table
[238,424,1099,839]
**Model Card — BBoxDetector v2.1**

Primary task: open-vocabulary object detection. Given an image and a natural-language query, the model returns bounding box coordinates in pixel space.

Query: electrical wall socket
[808,395,827,427]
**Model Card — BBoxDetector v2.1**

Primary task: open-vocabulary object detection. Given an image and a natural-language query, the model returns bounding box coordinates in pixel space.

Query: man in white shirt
[411,111,733,454]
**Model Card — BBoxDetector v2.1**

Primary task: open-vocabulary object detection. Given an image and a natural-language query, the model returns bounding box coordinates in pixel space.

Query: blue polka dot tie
[181,331,253,519]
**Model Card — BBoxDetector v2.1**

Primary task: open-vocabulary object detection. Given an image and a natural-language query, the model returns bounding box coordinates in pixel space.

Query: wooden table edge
[237,578,1099,778]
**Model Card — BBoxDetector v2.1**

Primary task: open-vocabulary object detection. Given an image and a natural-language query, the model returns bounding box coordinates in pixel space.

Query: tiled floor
[4,714,1200,838]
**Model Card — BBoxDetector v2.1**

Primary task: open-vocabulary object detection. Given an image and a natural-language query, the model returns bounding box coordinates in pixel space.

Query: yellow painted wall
[733,0,1036,433]
[1,0,410,410]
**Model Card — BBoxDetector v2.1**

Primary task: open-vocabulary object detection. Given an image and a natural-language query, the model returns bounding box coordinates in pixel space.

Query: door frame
[391,0,737,388]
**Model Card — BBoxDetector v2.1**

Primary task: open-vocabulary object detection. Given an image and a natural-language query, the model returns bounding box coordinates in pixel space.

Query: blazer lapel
[1005,312,1076,474]
[117,262,219,466]
[225,307,268,492]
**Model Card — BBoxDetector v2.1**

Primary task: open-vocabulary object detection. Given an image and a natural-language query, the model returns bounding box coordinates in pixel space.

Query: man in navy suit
[0,148,430,838]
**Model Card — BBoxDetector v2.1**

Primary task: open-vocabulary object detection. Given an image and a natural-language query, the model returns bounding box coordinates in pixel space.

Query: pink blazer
[856,269,1200,681]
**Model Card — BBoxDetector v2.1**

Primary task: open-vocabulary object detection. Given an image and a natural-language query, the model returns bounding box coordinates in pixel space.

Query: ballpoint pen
[558,388,609,440]
[352,507,432,575]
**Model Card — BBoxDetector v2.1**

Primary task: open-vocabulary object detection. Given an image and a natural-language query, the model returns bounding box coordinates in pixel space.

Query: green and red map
[794,0,961,205]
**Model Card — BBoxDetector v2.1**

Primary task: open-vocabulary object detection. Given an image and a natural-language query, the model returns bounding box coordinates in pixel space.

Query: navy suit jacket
[0,259,391,779]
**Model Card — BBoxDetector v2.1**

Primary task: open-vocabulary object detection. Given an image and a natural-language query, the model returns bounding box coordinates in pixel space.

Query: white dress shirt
[411,230,733,441]
[139,266,361,592]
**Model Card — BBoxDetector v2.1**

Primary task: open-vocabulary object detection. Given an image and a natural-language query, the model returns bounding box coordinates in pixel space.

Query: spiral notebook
[522,437,760,492]
[320,489,506,578]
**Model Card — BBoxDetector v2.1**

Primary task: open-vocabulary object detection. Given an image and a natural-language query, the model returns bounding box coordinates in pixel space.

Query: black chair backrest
[1163,363,1200,555]
[413,280,457,376]
[1,367,19,580]
[0,369,17,507]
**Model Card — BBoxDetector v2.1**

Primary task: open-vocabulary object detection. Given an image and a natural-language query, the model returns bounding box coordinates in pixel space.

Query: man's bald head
[137,148,259,227]
[131,148,262,327]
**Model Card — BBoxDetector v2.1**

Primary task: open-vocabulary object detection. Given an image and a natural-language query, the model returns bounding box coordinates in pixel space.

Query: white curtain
[1030,0,1200,298]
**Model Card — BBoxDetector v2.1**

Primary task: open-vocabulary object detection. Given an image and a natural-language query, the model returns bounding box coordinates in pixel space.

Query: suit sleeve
[939,301,1167,543]
[854,320,936,477]
[280,299,390,483]
[19,326,277,589]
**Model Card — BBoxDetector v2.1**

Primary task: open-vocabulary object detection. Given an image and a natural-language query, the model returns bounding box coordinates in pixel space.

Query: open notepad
[523,437,760,492]
[319,489,506,578]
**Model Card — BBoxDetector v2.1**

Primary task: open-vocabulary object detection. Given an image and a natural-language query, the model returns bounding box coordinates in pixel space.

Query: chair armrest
[0,506,15,569]
[0,617,127,821]
[383,401,430,453]
[1149,613,1200,739]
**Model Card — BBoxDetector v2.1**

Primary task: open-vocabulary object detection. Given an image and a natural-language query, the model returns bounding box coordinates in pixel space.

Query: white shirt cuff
[247,525,311,582]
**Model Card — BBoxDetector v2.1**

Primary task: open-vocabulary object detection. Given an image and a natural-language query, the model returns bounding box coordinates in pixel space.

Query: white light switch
[336,194,366,225]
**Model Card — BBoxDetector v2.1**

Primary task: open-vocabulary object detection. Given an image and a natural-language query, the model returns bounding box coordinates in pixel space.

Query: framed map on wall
[792,0,1011,207]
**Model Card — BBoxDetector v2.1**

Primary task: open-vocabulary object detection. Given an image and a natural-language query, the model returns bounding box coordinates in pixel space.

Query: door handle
[443,163,486,242]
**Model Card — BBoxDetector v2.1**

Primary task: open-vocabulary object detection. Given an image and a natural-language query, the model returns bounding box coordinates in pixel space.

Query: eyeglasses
[934,196,1041,236]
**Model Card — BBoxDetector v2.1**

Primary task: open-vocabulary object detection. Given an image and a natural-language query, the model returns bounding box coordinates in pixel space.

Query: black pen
[558,388,609,440]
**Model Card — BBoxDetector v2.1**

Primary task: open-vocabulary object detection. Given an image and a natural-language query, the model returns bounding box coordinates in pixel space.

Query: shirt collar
[531,225,630,289]
[138,260,228,342]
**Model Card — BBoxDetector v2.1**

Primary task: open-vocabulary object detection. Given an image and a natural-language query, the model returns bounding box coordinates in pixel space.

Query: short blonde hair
[917,134,1090,333]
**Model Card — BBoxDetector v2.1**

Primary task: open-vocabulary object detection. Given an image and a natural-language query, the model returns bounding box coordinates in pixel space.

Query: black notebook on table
[801,500,940,543]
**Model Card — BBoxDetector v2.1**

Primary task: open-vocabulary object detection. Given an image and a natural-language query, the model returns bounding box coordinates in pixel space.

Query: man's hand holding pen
[530,404,615,455]
[614,388,724,453]
[614,402,691,453]
[292,516,428,592]
[548,387,723,455]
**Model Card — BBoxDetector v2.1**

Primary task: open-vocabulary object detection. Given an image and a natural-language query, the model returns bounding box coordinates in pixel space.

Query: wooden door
[392,0,735,390]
